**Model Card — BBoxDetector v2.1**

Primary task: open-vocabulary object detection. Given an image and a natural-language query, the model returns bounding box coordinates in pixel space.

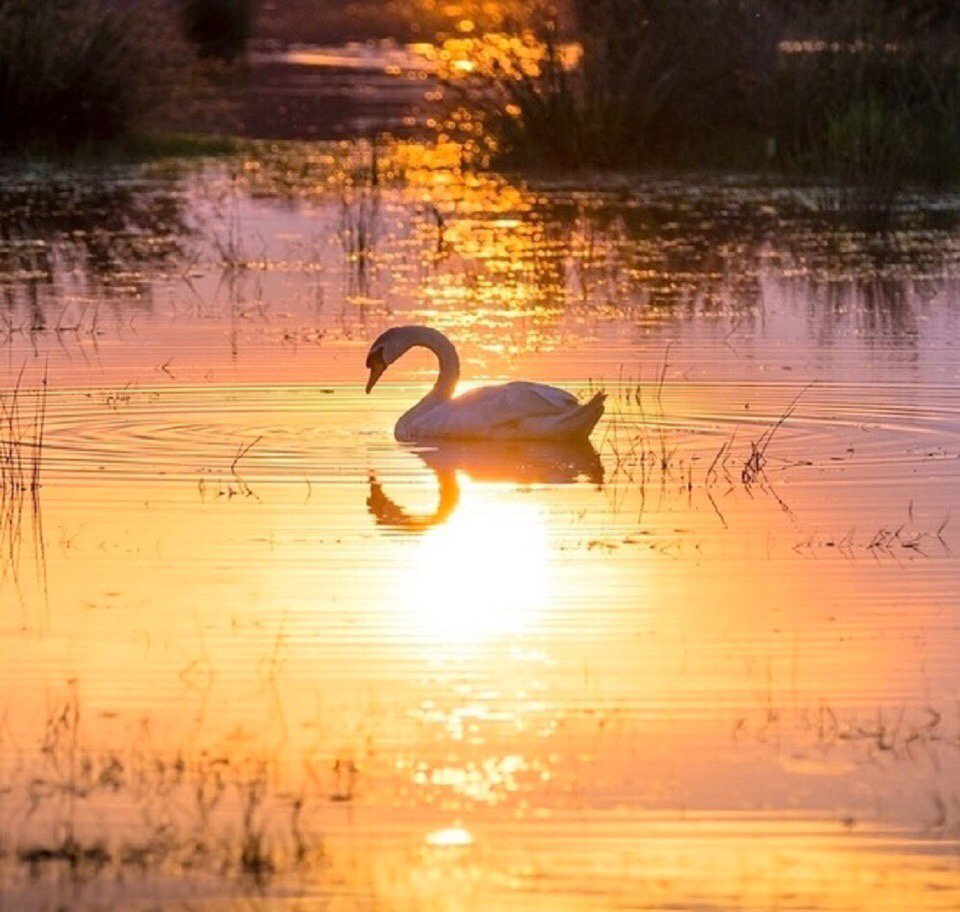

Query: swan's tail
[550,392,606,440]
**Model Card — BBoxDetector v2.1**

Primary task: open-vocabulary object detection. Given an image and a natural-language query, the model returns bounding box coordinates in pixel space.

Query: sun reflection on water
[425,825,474,847]
[401,483,550,644]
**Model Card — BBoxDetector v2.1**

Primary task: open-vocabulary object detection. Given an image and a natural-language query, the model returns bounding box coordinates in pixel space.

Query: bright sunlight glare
[401,486,550,644]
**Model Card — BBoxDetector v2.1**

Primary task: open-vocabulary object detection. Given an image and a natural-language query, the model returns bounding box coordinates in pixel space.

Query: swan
[364,325,605,442]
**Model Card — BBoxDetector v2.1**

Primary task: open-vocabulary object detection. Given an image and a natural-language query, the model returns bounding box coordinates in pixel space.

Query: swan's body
[365,326,605,442]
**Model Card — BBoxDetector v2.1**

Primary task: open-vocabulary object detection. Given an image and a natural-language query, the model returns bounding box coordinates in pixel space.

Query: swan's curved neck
[393,327,460,440]
[403,326,460,400]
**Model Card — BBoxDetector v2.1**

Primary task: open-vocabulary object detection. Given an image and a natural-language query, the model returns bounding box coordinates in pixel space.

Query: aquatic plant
[338,142,383,298]
[454,0,960,194]
[339,190,381,297]
[0,0,197,151]
[446,0,781,170]
[0,368,45,494]
[0,367,47,589]
[773,0,960,204]
[3,686,326,887]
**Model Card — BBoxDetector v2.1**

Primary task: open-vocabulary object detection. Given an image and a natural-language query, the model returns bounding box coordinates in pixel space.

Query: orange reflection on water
[425,824,474,846]
[416,32,582,82]
[2,136,960,909]
[401,487,550,644]
[0,379,959,910]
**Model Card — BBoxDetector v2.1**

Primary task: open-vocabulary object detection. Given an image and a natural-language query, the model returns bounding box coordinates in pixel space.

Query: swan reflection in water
[367,439,603,531]
[368,440,603,642]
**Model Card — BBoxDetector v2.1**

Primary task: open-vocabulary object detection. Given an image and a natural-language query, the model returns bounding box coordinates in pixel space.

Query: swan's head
[364,327,408,393]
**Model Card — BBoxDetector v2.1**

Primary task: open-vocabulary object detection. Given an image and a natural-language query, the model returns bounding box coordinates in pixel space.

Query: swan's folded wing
[449,381,581,433]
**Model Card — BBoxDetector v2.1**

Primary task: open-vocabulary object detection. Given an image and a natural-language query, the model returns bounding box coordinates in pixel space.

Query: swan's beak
[366,362,385,394]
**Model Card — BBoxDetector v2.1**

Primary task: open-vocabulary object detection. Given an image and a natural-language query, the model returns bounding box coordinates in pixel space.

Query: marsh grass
[0,367,47,590]
[735,697,960,781]
[598,356,807,527]
[339,191,381,296]
[211,168,271,271]
[338,142,383,298]
[444,0,779,170]
[5,686,326,886]
[238,766,275,881]
[0,0,201,152]
[740,384,810,486]
[454,0,960,201]
[791,507,952,561]
[601,363,953,554]
[0,368,46,498]
[776,2,960,193]
[197,434,262,500]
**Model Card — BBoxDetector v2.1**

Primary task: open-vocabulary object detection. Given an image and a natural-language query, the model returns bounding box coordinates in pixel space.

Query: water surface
[1,144,960,910]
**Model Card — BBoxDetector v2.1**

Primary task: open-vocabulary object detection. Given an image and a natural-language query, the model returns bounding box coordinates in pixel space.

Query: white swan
[364,325,605,442]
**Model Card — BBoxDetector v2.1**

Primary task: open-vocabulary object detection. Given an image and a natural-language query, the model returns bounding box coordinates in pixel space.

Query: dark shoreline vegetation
[0,0,252,153]
[451,0,960,195]
[2,0,960,206]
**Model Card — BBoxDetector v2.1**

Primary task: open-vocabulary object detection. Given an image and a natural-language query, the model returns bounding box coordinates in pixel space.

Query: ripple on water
[34,380,960,486]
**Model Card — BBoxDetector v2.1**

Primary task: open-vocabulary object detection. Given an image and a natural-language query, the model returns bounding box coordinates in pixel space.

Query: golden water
[1,144,959,910]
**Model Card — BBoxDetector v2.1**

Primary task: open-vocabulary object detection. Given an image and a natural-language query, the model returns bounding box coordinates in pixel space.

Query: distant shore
[237,42,440,141]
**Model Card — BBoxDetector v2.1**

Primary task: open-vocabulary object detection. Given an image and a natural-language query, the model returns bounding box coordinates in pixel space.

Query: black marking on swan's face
[365,345,387,393]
